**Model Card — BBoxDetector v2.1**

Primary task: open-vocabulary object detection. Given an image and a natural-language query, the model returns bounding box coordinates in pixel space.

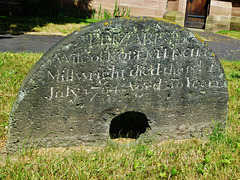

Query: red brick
[143,0,158,8]
[158,1,168,9]
[211,0,221,6]
[142,7,155,16]
[130,6,144,16]
[232,7,240,17]
[177,2,186,13]
[167,1,178,11]
[210,6,222,15]
[120,0,143,7]
[90,2,101,9]
[101,3,115,9]
[154,9,165,18]
[222,7,232,16]
[130,6,154,16]
[95,0,115,3]
[220,1,232,8]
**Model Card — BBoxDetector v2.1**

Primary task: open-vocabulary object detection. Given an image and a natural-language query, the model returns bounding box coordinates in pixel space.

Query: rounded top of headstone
[7,17,228,153]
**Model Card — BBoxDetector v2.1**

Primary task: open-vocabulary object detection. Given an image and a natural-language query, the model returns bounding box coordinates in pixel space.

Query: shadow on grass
[0,16,99,34]
[0,0,98,34]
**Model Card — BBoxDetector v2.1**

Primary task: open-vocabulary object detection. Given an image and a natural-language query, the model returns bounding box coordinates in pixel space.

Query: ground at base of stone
[0,138,201,155]
[0,138,206,167]
[111,138,136,144]
[0,139,6,152]
[0,138,136,157]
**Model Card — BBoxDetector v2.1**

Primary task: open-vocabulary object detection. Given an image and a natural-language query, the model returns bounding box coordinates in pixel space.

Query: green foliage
[208,123,225,143]
[0,5,130,35]
[95,2,131,20]
[0,16,100,34]
[103,9,112,20]
[0,55,239,179]
[203,155,210,164]
[196,164,205,175]
[98,4,102,19]
[216,30,240,40]
[92,9,96,19]
[171,166,179,176]
[0,52,42,138]
[113,1,131,18]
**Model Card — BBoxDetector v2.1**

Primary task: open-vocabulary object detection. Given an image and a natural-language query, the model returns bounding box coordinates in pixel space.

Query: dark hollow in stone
[6,17,229,153]
[109,111,150,139]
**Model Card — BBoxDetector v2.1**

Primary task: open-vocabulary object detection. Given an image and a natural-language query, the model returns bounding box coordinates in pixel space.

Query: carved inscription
[80,31,196,47]
[7,17,229,154]
[44,30,226,103]
[54,47,208,64]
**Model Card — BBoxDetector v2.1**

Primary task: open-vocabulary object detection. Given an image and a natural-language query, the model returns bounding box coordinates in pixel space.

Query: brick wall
[232,7,240,17]
[167,0,178,11]
[209,0,232,17]
[206,0,232,31]
[232,2,240,18]
[90,0,168,18]
[231,1,240,31]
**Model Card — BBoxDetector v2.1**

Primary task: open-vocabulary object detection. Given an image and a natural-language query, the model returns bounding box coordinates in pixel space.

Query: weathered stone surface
[7,17,228,152]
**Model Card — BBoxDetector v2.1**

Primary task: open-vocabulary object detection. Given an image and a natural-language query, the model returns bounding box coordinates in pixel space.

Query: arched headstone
[7,17,228,152]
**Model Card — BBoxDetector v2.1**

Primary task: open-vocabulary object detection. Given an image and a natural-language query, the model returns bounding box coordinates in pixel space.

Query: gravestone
[7,17,228,152]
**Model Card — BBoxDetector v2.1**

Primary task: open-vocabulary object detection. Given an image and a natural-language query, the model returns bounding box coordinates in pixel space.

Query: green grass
[0,53,239,179]
[0,16,100,35]
[216,30,240,40]
[0,2,132,35]
[0,52,42,142]
[0,4,131,35]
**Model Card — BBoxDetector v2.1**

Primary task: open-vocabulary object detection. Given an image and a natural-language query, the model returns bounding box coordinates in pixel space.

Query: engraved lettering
[153,79,162,90]
[136,34,142,45]
[119,52,128,61]
[45,87,54,100]
[54,54,62,63]
[48,70,55,80]
[112,33,129,45]
[111,65,119,79]
[63,53,70,62]
[90,87,101,101]
[151,63,161,76]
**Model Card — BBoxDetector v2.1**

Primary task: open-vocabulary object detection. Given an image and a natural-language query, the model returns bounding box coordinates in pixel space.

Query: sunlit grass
[31,19,100,35]
[216,30,240,40]
[0,53,239,179]
[0,52,42,141]
[0,17,100,35]
[30,23,87,35]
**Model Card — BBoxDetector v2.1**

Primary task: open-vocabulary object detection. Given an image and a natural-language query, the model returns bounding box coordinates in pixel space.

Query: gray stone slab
[7,17,229,153]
